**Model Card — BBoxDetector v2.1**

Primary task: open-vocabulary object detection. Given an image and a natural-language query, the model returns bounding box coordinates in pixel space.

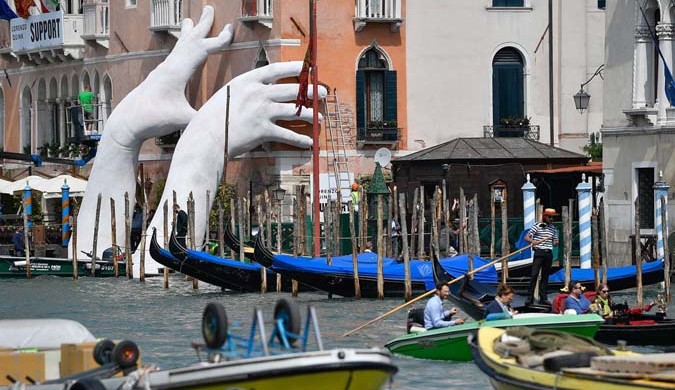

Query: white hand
[74,6,232,260]
[143,62,326,262]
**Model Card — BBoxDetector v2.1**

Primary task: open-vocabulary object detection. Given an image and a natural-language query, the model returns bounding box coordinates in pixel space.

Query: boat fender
[543,351,599,372]
[92,339,115,365]
[485,313,510,321]
[70,378,106,390]
[112,340,140,369]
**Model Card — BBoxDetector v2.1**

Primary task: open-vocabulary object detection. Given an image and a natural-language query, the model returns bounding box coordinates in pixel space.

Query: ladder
[323,90,352,204]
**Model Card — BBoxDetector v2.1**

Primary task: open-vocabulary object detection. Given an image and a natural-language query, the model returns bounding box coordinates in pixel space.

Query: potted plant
[48,141,61,157]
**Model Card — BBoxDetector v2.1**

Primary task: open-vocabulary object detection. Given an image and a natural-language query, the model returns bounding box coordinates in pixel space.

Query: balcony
[150,0,183,38]
[9,12,84,64]
[82,1,109,48]
[238,0,273,29]
[357,125,400,149]
[354,0,403,32]
[483,125,540,141]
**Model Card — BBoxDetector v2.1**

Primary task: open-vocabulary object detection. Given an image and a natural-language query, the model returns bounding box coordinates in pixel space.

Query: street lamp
[273,181,286,202]
[573,64,604,114]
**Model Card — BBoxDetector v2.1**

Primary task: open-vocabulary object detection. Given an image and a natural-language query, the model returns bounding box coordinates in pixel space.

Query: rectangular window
[598,0,606,9]
[493,0,524,6]
[127,0,137,7]
[636,167,655,229]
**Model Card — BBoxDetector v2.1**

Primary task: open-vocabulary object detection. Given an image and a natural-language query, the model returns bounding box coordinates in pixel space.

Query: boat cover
[0,319,96,349]
[187,249,264,271]
[548,259,663,282]
[271,252,498,287]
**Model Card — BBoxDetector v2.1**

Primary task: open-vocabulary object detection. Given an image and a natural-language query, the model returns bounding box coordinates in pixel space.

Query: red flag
[15,0,46,18]
[295,38,312,116]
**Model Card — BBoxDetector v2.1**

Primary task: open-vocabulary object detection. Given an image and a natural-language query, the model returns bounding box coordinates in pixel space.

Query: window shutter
[356,70,366,131]
[384,70,397,123]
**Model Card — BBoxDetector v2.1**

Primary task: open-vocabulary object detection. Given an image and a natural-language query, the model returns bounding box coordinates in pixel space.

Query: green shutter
[384,70,397,123]
[356,70,366,132]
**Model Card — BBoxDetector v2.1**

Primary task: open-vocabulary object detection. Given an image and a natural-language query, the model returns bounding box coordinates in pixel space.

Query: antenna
[374,147,392,168]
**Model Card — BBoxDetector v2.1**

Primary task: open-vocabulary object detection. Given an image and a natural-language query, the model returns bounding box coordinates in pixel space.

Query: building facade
[602,0,675,265]
[406,0,605,153]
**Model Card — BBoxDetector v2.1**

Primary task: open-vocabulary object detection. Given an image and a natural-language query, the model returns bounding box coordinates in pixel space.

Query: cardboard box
[0,351,46,385]
[60,342,99,377]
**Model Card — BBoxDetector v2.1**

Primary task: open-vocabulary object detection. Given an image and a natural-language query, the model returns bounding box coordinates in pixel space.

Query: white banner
[11,11,64,52]
[310,172,354,221]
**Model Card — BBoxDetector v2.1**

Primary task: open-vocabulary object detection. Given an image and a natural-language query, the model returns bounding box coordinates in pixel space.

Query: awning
[527,161,602,175]
[0,175,47,194]
[34,175,88,199]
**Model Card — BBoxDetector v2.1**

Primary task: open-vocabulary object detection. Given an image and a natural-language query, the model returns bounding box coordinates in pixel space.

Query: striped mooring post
[576,174,592,269]
[522,174,536,231]
[23,182,32,229]
[654,171,669,260]
[61,179,70,247]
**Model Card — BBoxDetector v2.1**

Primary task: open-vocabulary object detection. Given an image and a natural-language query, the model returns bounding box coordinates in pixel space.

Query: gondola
[254,235,498,298]
[224,225,255,260]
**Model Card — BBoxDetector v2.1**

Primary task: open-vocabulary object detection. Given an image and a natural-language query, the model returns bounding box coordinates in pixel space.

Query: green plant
[22,145,31,154]
[48,141,61,157]
[208,182,237,233]
[499,116,530,128]
[582,132,602,161]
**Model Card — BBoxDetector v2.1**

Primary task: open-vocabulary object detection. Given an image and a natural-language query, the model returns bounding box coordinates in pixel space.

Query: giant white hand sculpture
[74,6,233,259]
[140,62,326,274]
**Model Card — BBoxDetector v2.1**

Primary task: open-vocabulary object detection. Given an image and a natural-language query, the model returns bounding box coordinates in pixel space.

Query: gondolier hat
[543,208,559,216]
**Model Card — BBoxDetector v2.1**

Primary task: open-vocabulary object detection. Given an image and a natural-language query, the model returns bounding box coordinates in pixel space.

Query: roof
[528,161,602,175]
[394,138,588,162]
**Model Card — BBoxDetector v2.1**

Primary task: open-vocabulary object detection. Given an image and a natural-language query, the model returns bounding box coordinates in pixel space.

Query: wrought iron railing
[357,126,400,145]
[83,2,109,37]
[151,0,183,29]
[483,125,540,141]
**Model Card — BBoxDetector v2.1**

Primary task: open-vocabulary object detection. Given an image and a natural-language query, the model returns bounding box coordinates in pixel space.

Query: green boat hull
[0,256,126,278]
[385,313,604,361]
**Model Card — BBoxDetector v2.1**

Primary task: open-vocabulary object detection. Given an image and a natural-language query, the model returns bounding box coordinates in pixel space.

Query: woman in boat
[563,281,590,314]
[483,284,517,320]
[592,283,613,321]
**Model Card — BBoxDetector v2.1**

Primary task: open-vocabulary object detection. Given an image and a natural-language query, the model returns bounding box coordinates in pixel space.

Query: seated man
[563,281,590,314]
[483,283,517,320]
[424,282,465,329]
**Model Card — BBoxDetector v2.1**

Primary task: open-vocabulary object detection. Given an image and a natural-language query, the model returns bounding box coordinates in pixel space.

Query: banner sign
[310,172,354,221]
[11,11,64,52]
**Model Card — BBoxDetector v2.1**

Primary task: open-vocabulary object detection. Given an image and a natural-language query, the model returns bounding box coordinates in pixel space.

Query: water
[1,277,672,389]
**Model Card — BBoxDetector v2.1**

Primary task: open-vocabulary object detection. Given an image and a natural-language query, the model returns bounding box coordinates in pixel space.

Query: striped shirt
[528,223,558,250]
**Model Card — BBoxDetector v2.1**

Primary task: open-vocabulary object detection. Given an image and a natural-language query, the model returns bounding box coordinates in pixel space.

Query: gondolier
[524,208,559,306]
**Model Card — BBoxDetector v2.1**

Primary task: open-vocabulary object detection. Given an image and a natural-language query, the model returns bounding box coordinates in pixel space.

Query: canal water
[1,276,672,389]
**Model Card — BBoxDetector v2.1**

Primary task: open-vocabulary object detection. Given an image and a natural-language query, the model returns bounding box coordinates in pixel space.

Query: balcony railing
[150,0,183,36]
[82,2,109,47]
[483,125,540,141]
[239,0,273,28]
[354,0,403,32]
[357,126,400,148]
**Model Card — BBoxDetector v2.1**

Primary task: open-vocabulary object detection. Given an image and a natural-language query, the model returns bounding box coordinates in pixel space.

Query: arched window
[492,47,525,137]
[255,48,269,68]
[356,47,397,144]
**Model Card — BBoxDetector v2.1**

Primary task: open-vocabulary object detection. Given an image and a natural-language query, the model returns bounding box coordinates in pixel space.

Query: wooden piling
[163,199,169,288]
[393,186,399,257]
[599,198,608,285]
[500,199,509,278]
[387,191,393,257]
[334,198,341,256]
[444,198,451,258]
[292,188,300,297]
[124,192,132,279]
[257,194,267,294]
[276,198,282,293]
[349,199,361,299]
[71,213,78,280]
[377,194,384,300]
[562,205,572,288]
[230,198,236,259]
[431,188,439,260]
[188,193,198,289]
[91,193,102,277]
[218,203,224,258]
[592,208,600,291]
[634,197,643,308]
[110,198,118,277]
[238,197,245,262]
[418,186,425,259]
[661,195,671,303]
[490,191,496,259]
[410,187,419,258]
[459,187,466,254]
[472,194,479,256]
[139,202,147,282]
[325,199,332,265]
[399,193,412,301]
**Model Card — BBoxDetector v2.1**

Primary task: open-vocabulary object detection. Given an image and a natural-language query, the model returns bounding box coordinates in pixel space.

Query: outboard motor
[406,307,425,333]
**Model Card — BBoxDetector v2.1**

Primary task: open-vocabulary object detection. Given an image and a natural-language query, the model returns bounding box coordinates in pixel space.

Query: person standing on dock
[524,208,559,306]
[173,204,188,248]
[12,226,25,257]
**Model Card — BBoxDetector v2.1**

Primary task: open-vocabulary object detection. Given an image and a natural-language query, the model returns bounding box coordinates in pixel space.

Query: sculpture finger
[180,16,194,37]
[267,124,313,148]
[243,61,303,84]
[191,6,216,39]
[203,24,234,53]
[270,103,322,123]
[266,84,328,102]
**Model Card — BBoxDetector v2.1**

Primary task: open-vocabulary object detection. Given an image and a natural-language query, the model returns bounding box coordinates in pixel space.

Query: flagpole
[311,0,320,257]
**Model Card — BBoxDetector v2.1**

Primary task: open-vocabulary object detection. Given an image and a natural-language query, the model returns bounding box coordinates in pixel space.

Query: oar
[341,243,534,337]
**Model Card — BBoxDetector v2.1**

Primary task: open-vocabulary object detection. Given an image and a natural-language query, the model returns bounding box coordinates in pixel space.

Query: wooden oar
[341,243,535,337]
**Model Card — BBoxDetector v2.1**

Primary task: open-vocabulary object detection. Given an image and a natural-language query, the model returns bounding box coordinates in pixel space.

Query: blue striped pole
[23,182,32,229]
[576,174,592,269]
[522,174,536,232]
[61,179,70,247]
[654,172,669,261]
